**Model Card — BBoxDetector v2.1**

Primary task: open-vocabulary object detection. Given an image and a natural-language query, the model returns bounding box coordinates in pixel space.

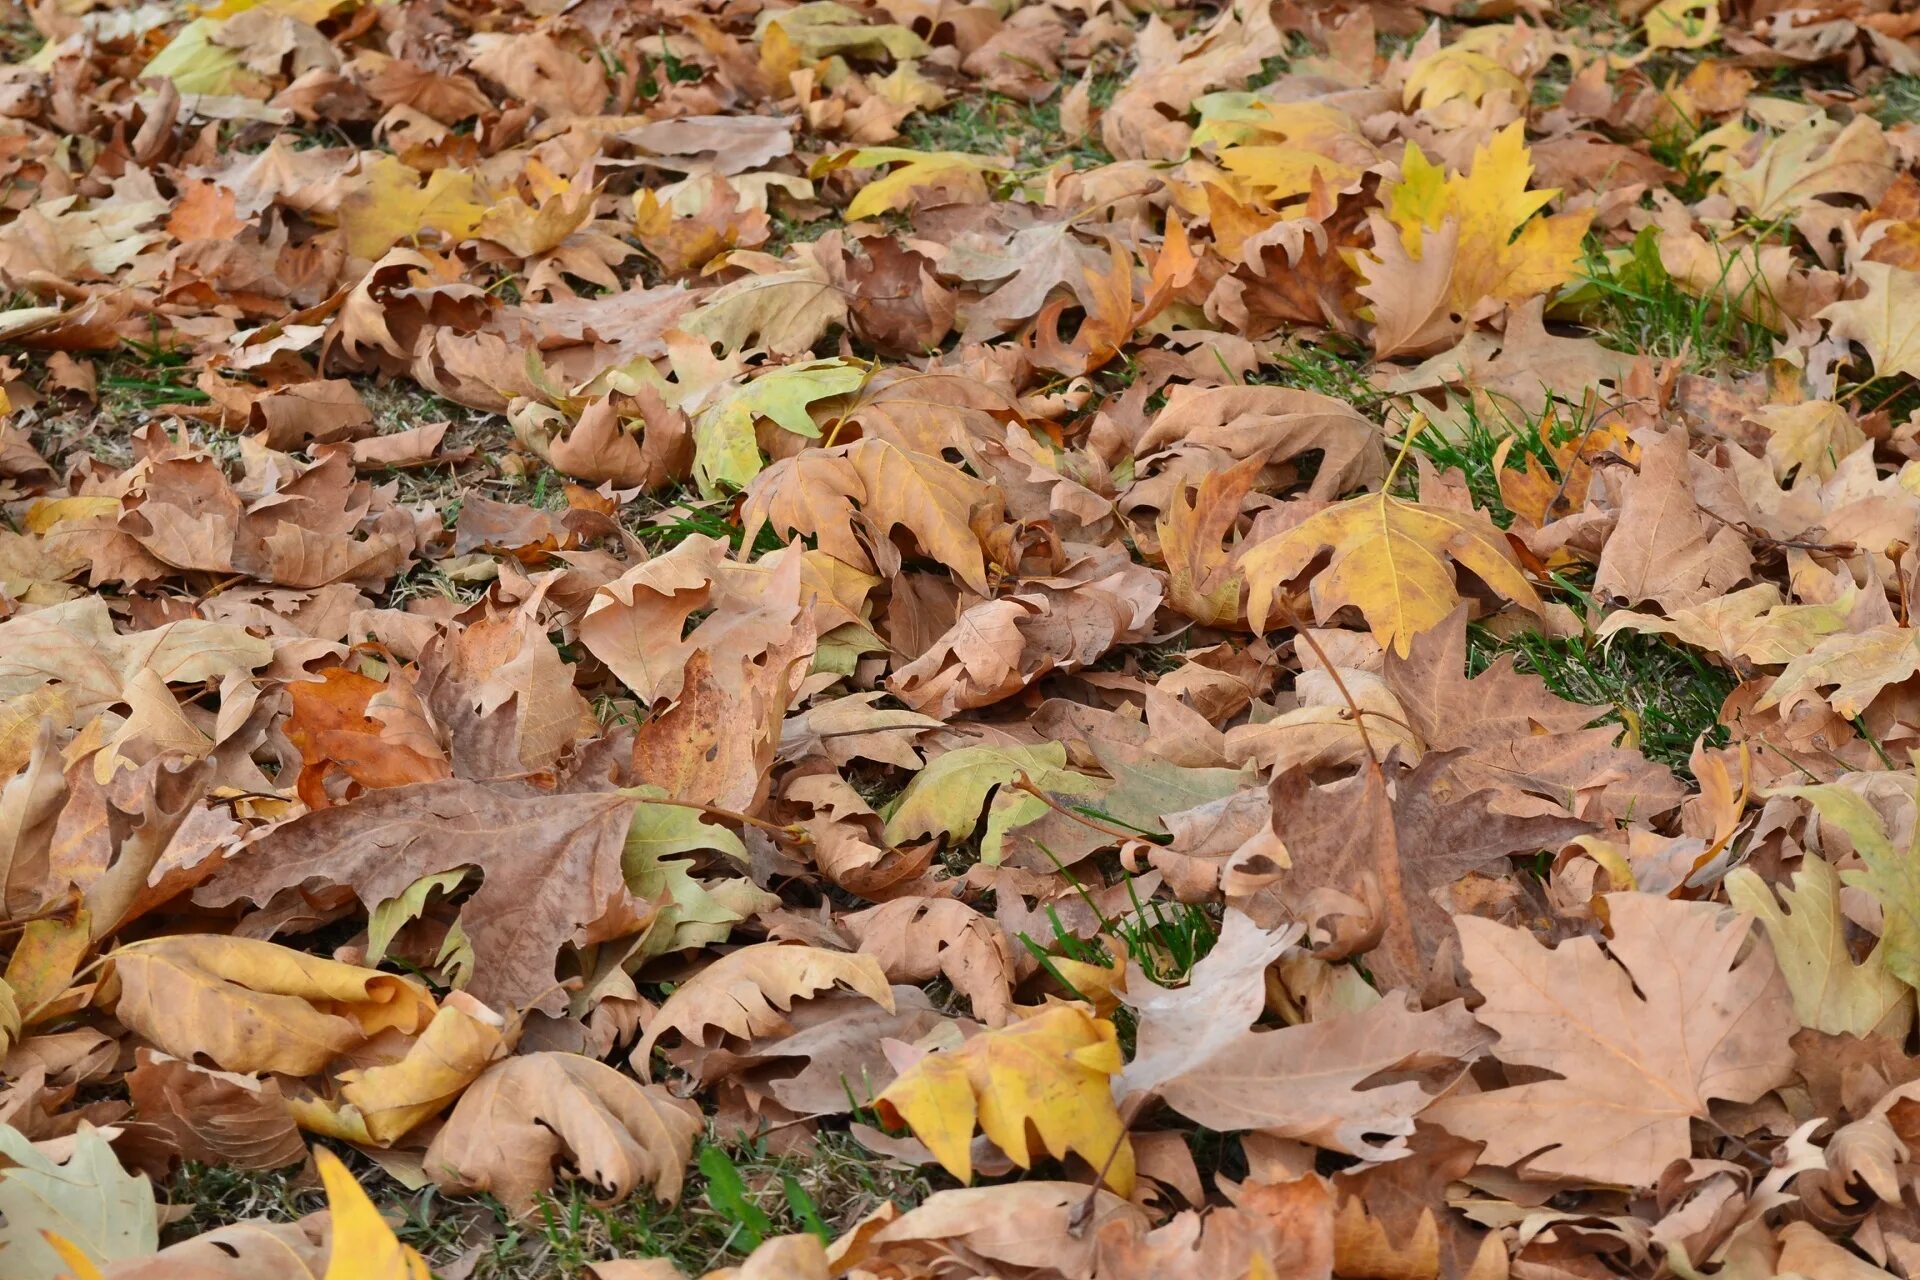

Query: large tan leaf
[107,935,433,1076]
[195,781,642,1014]
[424,1052,700,1213]
[634,943,892,1075]
[740,440,997,594]
[1592,429,1753,612]
[1427,893,1797,1185]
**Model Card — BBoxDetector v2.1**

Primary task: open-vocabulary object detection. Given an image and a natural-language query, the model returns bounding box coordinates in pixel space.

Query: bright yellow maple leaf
[1239,478,1544,657]
[1381,122,1592,319]
[337,156,487,260]
[875,1004,1135,1193]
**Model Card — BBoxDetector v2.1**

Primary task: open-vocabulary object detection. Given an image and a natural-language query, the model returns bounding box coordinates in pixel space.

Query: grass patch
[1574,227,1778,370]
[902,81,1121,170]
[167,1132,932,1279]
[1879,75,1920,125]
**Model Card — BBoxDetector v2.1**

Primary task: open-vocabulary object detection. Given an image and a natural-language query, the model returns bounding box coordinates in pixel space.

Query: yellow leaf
[337,157,487,260]
[812,148,1003,221]
[45,1232,105,1280]
[1239,483,1544,657]
[106,935,435,1076]
[1381,123,1591,318]
[876,1004,1134,1193]
[1403,47,1524,109]
[1726,856,1911,1039]
[289,992,508,1145]
[1643,0,1720,48]
[317,1147,432,1280]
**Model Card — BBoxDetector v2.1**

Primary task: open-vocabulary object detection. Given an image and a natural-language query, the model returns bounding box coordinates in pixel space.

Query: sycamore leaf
[875,1004,1134,1193]
[317,1147,432,1280]
[1427,894,1796,1186]
[1239,487,1543,657]
[813,149,1004,221]
[634,943,892,1074]
[0,1123,157,1280]
[1726,856,1912,1039]
[1772,781,1920,994]
[691,358,868,496]
[759,2,930,63]
[1380,123,1591,319]
[1821,262,1920,379]
[423,1052,701,1213]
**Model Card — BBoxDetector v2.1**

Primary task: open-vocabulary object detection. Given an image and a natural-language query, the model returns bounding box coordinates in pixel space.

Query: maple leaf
[1427,894,1797,1186]
[1378,123,1592,321]
[679,254,849,356]
[1756,623,1920,719]
[1592,428,1753,612]
[318,1146,433,1280]
[1821,262,1920,379]
[1726,856,1912,1039]
[875,1004,1135,1192]
[336,157,487,260]
[691,357,867,495]
[881,743,1083,850]
[1239,477,1544,657]
[1773,780,1920,995]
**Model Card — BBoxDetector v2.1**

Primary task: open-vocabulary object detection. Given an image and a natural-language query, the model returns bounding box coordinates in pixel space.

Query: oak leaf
[1427,893,1796,1185]
[0,1123,157,1280]
[634,943,892,1074]
[875,1004,1135,1192]
[424,1052,700,1213]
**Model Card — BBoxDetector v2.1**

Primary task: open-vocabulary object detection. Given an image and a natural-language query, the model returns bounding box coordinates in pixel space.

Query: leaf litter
[9,0,1920,1277]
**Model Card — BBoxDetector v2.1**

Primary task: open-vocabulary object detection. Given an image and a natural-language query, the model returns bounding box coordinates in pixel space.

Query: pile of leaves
[14,0,1920,1273]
